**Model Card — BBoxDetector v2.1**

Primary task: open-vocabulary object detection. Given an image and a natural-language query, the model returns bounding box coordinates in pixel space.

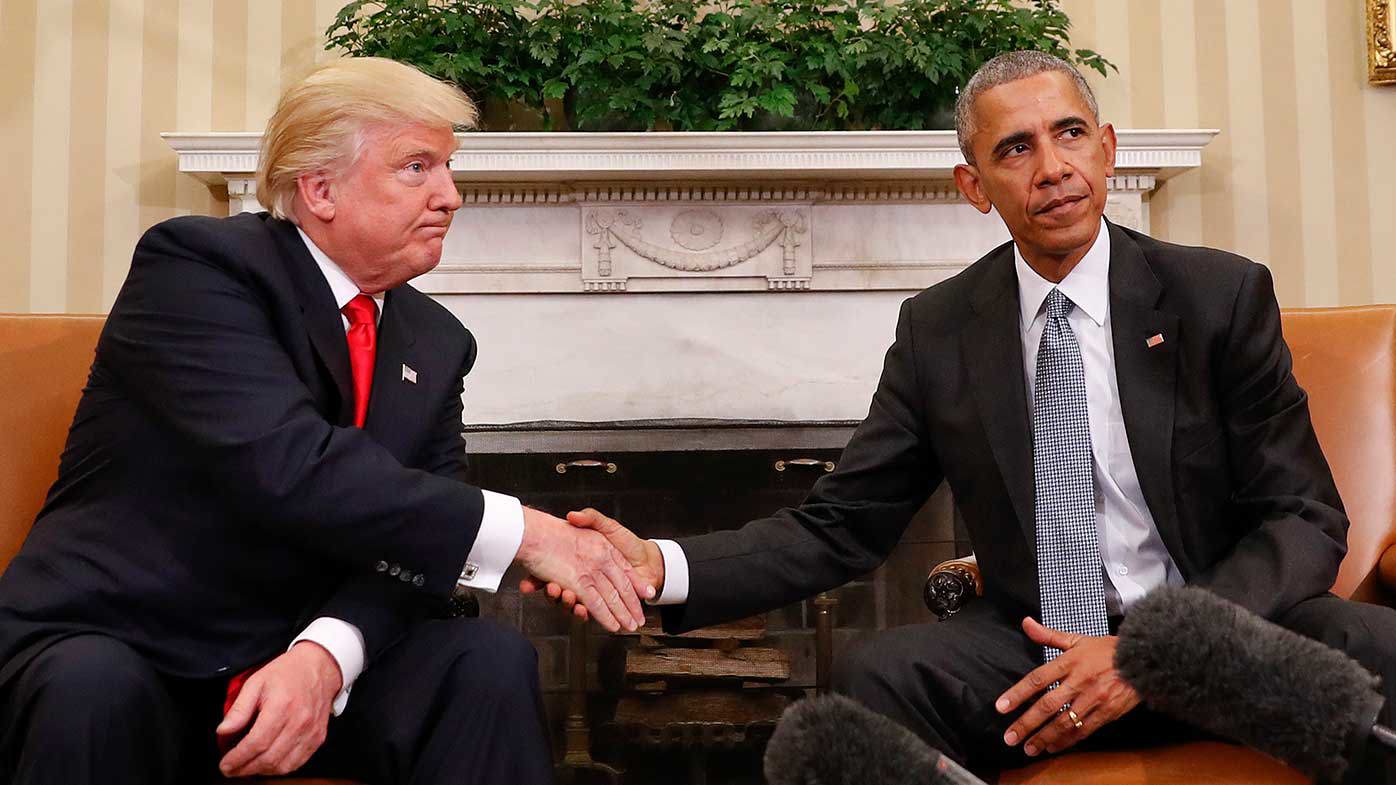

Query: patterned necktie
[342,294,378,428]
[1033,288,1109,663]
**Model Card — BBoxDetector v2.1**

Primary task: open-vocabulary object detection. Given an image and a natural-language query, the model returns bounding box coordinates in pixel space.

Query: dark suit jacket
[663,220,1347,633]
[0,212,486,684]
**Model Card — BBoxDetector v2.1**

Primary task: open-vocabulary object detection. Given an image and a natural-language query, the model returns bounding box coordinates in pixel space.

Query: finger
[1022,617,1082,653]
[1002,680,1080,747]
[546,582,562,600]
[1024,703,1088,757]
[216,676,263,737]
[566,508,605,529]
[519,577,540,594]
[575,578,621,632]
[593,563,640,631]
[614,546,656,600]
[237,714,307,777]
[601,556,644,626]
[561,588,578,607]
[573,603,589,620]
[220,694,289,775]
[996,660,1068,714]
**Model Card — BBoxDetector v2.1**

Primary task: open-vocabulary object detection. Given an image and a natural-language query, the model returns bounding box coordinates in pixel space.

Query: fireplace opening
[462,420,968,785]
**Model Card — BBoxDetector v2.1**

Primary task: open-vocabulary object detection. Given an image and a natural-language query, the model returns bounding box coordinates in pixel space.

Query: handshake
[514,507,664,632]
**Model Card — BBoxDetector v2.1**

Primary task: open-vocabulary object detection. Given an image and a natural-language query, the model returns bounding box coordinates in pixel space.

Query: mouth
[1035,194,1087,217]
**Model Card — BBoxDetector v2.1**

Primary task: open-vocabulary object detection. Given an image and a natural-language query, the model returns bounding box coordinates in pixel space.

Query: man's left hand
[996,617,1140,757]
[216,641,342,777]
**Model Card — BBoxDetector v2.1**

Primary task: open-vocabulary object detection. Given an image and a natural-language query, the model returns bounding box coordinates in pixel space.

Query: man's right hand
[515,506,652,632]
[520,508,665,623]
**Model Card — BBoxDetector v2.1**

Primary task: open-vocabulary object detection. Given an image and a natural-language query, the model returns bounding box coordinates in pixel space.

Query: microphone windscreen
[1116,586,1383,784]
[763,694,937,785]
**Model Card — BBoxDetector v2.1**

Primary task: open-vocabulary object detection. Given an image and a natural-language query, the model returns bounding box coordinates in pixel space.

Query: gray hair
[954,50,1099,165]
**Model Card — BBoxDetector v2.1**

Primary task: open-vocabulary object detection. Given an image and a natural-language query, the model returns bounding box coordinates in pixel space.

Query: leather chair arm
[924,555,982,621]
[1380,543,1396,593]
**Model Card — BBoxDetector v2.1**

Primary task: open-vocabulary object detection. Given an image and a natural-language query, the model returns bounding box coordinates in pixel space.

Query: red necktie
[218,294,379,752]
[342,294,378,428]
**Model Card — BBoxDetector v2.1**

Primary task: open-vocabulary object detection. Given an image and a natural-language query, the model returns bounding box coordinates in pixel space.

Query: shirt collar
[1013,217,1110,329]
[296,227,385,320]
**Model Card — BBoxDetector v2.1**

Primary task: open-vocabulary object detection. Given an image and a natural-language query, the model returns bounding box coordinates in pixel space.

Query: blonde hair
[256,57,478,220]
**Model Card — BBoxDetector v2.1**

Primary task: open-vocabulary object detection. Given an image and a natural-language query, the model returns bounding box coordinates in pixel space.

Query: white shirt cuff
[456,490,525,593]
[649,539,690,605]
[290,617,365,716]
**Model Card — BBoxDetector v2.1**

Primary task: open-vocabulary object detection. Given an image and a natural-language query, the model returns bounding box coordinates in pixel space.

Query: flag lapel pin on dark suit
[402,364,418,384]
[1146,333,1165,349]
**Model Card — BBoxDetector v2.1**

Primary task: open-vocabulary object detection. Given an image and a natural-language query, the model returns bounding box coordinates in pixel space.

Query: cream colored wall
[1,0,1393,313]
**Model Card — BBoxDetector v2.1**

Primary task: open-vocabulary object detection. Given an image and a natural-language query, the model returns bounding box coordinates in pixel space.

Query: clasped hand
[520,508,664,627]
[515,507,656,632]
[996,617,1140,757]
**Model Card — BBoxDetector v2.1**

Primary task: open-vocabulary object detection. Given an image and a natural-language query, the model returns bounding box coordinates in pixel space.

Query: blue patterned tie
[1033,288,1109,663]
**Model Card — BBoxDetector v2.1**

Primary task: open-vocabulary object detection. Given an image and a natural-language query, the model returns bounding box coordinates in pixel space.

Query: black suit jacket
[663,220,1347,632]
[0,213,486,683]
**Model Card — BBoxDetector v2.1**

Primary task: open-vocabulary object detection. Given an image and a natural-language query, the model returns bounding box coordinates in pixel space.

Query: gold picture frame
[1372,0,1396,84]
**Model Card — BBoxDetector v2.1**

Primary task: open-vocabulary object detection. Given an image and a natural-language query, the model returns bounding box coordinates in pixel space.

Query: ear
[295,172,336,223]
[1099,122,1118,178]
[954,163,993,215]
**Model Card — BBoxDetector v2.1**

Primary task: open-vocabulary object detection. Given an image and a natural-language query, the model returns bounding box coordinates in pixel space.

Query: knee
[832,632,918,702]
[24,635,164,717]
[441,620,540,700]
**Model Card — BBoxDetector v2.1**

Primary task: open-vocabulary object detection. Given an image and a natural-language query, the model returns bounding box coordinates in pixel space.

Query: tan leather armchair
[925,305,1396,784]
[0,314,356,785]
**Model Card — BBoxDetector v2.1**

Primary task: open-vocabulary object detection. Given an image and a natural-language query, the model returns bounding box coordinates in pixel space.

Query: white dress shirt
[651,219,1182,615]
[291,229,525,714]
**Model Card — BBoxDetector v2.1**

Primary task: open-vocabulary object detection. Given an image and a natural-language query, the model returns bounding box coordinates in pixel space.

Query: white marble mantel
[165,130,1216,426]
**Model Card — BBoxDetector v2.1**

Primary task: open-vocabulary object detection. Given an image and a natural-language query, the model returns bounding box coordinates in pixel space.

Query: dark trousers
[0,617,554,785]
[831,593,1396,784]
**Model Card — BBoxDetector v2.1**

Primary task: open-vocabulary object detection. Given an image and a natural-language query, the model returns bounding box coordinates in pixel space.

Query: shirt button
[1117,565,1129,576]
[375,561,389,573]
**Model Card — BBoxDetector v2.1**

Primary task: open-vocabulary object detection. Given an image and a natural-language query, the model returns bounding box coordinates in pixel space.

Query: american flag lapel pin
[402,364,418,384]
[1146,333,1165,349]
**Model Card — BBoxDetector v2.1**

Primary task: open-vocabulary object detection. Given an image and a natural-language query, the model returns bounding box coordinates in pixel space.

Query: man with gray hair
[541,51,1396,782]
[0,57,652,784]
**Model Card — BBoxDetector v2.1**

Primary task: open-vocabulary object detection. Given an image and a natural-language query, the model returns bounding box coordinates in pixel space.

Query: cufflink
[460,562,479,582]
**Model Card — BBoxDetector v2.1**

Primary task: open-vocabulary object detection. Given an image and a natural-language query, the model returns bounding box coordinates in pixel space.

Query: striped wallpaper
[1,0,1393,313]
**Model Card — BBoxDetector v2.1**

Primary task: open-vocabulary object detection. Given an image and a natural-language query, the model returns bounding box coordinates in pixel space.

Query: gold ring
[1067,709,1083,729]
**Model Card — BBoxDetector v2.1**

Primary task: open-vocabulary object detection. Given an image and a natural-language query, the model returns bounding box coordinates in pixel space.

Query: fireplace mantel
[164,130,1216,425]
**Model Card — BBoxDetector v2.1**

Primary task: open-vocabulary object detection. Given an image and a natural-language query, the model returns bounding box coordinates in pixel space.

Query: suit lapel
[964,246,1037,544]
[1106,221,1186,562]
[270,219,355,425]
[364,289,418,454]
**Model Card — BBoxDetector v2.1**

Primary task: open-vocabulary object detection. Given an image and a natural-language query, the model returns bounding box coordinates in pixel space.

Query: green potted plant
[326,0,1112,131]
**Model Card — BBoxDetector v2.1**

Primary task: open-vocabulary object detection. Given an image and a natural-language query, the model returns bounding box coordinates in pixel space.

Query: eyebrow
[393,147,443,164]
[990,116,1093,158]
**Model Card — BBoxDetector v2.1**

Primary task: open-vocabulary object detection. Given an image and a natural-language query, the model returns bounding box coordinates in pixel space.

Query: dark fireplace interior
[462,421,968,785]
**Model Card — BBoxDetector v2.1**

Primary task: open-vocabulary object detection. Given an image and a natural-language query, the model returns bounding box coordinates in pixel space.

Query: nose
[1035,142,1071,188]
[430,164,462,212]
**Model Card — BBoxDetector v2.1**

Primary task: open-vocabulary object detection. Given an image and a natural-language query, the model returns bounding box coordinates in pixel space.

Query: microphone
[1115,585,1396,785]
[763,694,989,785]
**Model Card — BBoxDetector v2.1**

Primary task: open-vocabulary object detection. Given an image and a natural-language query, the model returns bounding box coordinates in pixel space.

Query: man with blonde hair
[0,57,646,784]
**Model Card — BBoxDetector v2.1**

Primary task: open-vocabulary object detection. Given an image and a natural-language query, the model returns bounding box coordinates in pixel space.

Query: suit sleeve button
[413,575,425,587]
[389,564,401,576]
[375,561,389,573]
[399,570,413,583]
